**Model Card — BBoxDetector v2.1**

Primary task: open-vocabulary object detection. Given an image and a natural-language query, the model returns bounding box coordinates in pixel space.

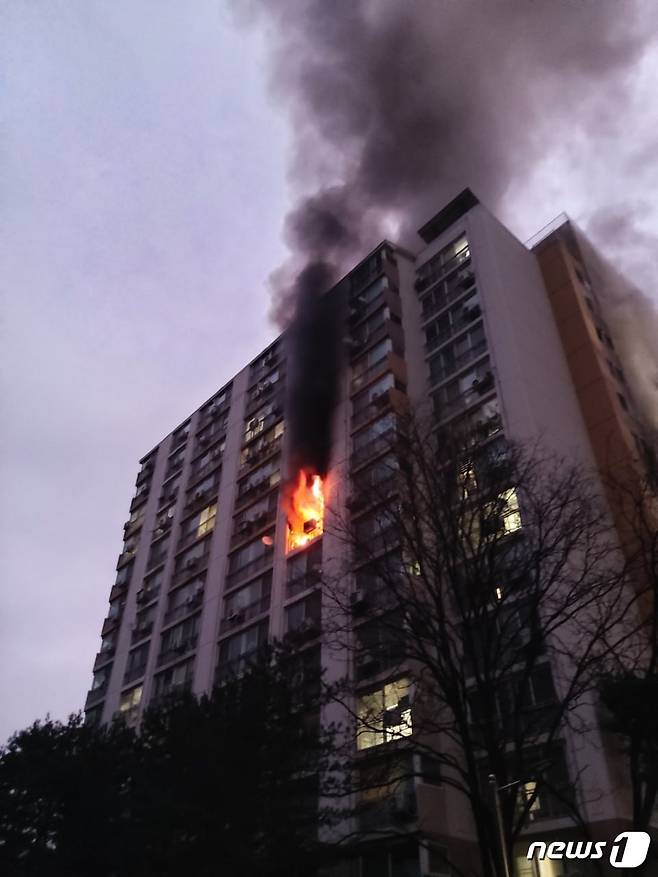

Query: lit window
[119,685,142,712]
[196,503,217,538]
[500,488,522,533]
[357,678,412,750]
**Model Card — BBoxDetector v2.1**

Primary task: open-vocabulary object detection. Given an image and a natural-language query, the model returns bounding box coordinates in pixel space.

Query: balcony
[434,372,496,425]
[285,619,322,647]
[429,339,488,388]
[352,429,397,470]
[123,662,147,684]
[357,788,416,831]
[351,351,407,395]
[163,590,204,626]
[109,581,129,602]
[135,583,161,607]
[130,489,149,513]
[93,647,115,671]
[123,516,144,537]
[136,460,154,486]
[101,612,123,636]
[230,508,277,549]
[150,676,193,707]
[183,486,218,517]
[170,554,209,588]
[157,635,198,668]
[286,569,322,600]
[245,379,285,419]
[197,399,230,433]
[177,522,215,553]
[424,302,482,355]
[249,353,280,389]
[225,552,274,591]
[131,621,154,644]
[188,456,222,489]
[117,547,137,569]
[219,594,271,633]
[85,683,108,708]
[243,410,284,446]
[239,435,283,475]
[235,475,280,509]
[215,648,260,683]
[351,388,408,432]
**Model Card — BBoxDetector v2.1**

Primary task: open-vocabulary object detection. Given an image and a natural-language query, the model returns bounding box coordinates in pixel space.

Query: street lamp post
[489,773,512,877]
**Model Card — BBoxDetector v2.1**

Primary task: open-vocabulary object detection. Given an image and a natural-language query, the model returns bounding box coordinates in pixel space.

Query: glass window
[119,685,142,713]
[357,678,412,750]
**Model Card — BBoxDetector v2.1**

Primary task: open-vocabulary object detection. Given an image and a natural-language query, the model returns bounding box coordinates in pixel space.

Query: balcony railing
[197,399,230,432]
[85,683,108,708]
[123,662,147,684]
[235,476,280,507]
[219,595,271,633]
[424,303,482,355]
[352,429,396,469]
[93,648,115,671]
[224,552,274,591]
[150,676,193,707]
[230,509,277,549]
[131,621,154,644]
[163,599,202,628]
[429,339,488,387]
[215,648,261,682]
[101,613,123,636]
[177,523,215,553]
[157,635,198,668]
[357,788,416,830]
[170,555,209,590]
[286,570,322,599]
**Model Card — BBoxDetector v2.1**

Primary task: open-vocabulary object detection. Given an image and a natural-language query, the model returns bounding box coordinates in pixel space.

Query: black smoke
[234,0,656,472]
[286,261,346,477]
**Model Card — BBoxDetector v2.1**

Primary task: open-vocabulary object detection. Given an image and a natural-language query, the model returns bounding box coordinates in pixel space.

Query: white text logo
[527,832,651,869]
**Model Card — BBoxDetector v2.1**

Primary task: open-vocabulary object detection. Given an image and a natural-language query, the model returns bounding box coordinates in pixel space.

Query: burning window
[284,468,324,553]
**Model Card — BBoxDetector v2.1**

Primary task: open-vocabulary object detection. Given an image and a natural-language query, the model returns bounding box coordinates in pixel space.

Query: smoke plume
[236,0,657,472]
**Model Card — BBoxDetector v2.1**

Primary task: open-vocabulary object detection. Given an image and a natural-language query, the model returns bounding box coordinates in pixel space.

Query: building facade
[85,191,650,876]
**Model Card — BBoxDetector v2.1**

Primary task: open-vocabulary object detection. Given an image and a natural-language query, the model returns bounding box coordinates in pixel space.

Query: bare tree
[325,413,634,877]
[599,442,658,836]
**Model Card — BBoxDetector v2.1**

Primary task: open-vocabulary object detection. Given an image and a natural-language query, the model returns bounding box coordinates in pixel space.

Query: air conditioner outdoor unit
[372,392,388,408]
[184,557,199,570]
[227,610,244,624]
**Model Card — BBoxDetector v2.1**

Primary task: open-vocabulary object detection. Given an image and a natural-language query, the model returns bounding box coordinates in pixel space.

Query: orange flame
[285,468,325,552]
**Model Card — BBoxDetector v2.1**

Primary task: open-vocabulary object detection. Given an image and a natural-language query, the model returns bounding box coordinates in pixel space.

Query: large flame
[285,468,325,552]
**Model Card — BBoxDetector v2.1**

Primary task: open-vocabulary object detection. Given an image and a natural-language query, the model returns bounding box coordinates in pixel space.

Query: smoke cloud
[236,0,657,470]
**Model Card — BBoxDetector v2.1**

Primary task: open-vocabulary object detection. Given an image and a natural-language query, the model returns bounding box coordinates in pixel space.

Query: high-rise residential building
[85,190,651,876]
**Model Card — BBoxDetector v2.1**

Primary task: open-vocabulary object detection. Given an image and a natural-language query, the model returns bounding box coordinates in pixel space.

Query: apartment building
[85,190,648,877]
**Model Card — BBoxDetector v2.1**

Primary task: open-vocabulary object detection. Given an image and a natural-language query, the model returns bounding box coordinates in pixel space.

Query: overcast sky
[1,1,657,743]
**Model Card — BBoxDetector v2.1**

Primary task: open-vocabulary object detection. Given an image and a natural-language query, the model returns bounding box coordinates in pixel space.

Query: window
[91,667,109,690]
[152,658,194,700]
[126,643,149,674]
[119,685,142,713]
[161,615,199,656]
[352,337,393,382]
[237,458,281,498]
[240,421,284,468]
[174,538,210,575]
[286,591,321,632]
[228,533,274,574]
[196,503,217,538]
[353,413,396,452]
[244,400,282,442]
[167,582,201,617]
[353,373,395,417]
[357,678,412,750]
[218,620,268,670]
[225,572,272,617]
